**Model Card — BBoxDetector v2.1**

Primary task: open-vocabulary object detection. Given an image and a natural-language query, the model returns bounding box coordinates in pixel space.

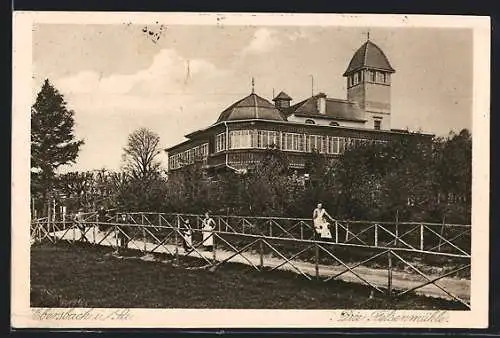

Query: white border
[11,12,491,329]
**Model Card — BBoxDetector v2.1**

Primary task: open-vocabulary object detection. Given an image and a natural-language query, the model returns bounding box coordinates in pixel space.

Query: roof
[286,94,366,122]
[343,40,395,76]
[216,93,286,123]
[273,91,292,101]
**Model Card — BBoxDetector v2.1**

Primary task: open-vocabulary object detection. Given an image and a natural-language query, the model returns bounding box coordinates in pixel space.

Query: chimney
[317,92,327,115]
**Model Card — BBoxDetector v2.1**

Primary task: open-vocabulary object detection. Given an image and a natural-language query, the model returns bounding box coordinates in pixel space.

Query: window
[286,133,293,150]
[329,121,339,126]
[377,71,385,83]
[229,130,252,149]
[215,133,226,152]
[374,119,381,130]
[305,119,315,124]
[329,137,340,154]
[320,136,328,153]
[338,137,345,153]
[369,70,376,82]
[354,72,359,84]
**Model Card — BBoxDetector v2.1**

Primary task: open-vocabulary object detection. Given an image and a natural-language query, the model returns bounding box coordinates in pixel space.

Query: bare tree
[122,128,162,179]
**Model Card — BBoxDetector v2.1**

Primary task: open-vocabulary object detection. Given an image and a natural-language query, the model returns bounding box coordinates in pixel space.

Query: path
[50,227,470,303]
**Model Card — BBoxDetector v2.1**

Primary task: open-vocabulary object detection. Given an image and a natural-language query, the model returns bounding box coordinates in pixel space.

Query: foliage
[122,128,162,180]
[31,79,84,197]
[40,128,472,224]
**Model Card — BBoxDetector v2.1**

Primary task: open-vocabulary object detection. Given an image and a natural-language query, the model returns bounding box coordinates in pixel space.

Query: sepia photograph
[12,12,490,328]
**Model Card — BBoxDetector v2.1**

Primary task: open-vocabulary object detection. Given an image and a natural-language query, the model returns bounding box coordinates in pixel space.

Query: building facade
[165,38,432,173]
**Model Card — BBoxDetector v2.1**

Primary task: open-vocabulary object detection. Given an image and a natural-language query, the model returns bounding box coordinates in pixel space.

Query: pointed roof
[272,91,292,101]
[343,40,395,76]
[216,93,286,123]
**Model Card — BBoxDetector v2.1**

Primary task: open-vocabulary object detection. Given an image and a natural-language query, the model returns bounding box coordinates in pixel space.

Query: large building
[165,38,432,173]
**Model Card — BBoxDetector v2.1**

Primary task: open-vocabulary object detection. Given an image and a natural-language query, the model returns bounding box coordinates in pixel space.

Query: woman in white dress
[201,212,215,252]
[312,203,332,241]
[182,219,193,252]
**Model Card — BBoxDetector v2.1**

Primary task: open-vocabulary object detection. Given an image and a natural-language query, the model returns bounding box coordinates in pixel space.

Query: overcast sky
[32,24,473,172]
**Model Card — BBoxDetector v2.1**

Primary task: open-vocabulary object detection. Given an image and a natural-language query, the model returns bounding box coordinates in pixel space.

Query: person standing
[117,213,130,253]
[74,208,87,242]
[182,219,193,252]
[201,212,215,252]
[312,203,332,241]
[97,206,108,232]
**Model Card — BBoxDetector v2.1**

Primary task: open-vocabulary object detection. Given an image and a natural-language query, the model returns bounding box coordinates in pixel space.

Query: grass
[30,241,467,309]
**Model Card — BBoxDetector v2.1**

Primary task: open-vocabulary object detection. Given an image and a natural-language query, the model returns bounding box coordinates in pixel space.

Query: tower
[343,36,395,130]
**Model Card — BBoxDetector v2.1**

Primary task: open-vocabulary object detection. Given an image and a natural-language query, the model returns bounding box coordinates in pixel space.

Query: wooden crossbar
[323,249,391,282]
[423,225,470,256]
[261,239,312,280]
[396,264,471,299]
[316,244,384,293]
[211,235,260,271]
[378,225,417,250]
[427,229,471,253]
[269,219,296,239]
[390,250,470,308]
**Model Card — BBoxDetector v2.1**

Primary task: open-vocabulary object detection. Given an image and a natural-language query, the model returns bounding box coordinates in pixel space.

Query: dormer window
[305,119,315,124]
[329,121,339,126]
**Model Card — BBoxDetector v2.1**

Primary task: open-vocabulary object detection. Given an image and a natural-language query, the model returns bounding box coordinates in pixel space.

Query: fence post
[387,251,393,296]
[175,215,179,264]
[115,225,119,250]
[420,224,424,251]
[143,226,146,252]
[62,208,66,238]
[438,216,446,252]
[212,233,217,264]
[345,222,349,242]
[395,210,399,246]
[269,220,273,237]
[259,238,264,269]
[315,244,319,279]
[47,200,51,242]
[335,221,339,243]
[374,224,378,247]
[300,223,304,240]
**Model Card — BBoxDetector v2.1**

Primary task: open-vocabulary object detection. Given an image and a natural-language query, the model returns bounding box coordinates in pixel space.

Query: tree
[31,79,84,199]
[122,128,162,179]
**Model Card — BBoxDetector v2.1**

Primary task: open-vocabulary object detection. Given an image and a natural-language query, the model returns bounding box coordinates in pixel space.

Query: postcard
[12,11,490,329]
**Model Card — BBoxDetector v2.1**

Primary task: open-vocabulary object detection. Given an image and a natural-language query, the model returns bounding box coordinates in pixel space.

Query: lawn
[30,241,466,309]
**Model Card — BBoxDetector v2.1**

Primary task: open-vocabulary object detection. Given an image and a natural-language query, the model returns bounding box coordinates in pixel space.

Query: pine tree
[31,79,84,199]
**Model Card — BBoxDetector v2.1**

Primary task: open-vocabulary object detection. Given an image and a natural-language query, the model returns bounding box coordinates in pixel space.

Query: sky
[32,24,473,172]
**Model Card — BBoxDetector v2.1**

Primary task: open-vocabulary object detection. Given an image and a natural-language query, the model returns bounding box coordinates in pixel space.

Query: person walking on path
[74,208,88,242]
[201,212,215,252]
[97,206,109,232]
[115,213,130,254]
[313,203,332,241]
[182,219,193,252]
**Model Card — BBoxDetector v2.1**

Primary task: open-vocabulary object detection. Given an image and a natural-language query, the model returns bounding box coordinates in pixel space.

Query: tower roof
[343,40,395,76]
[216,93,287,123]
[272,91,292,101]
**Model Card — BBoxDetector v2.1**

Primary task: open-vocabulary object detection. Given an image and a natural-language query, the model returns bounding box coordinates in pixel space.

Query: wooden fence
[31,211,471,309]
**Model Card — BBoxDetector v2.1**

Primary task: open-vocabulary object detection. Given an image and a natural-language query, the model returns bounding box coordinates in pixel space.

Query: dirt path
[50,227,470,303]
